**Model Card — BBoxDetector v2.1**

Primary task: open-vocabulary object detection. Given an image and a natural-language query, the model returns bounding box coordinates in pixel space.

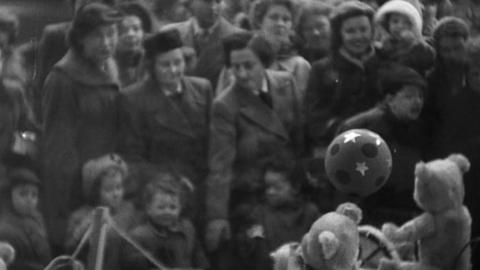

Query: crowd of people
[0,0,480,269]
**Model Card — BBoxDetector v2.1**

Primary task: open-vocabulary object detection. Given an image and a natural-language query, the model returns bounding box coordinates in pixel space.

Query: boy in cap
[337,63,428,226]
[0,168,51,270]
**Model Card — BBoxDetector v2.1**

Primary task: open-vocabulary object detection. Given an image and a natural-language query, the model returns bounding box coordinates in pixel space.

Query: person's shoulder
[161,19,192,33]
[121,76,149,97]
[311,55,334,71]
[43,21,70,34]
[341,106,385,130]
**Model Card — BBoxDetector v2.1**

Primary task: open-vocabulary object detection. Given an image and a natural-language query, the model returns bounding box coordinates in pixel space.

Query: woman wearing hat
[0,168,51,270]
[115,1,153,88]
[304,1,382,157]
[41,2,123,253]
[119,28,213,224]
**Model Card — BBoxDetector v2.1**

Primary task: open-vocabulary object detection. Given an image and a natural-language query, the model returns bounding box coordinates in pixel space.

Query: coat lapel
[146,77,195,138]
[238,74,289,140]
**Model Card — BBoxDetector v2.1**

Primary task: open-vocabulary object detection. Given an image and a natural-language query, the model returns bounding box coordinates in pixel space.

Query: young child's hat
[82,153,128,196]
[375,0,423,38]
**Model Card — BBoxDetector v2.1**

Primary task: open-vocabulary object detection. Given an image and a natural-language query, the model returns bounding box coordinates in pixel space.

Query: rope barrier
[44,207,171,270]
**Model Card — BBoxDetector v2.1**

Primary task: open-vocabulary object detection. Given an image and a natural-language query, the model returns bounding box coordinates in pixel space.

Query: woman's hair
[329,1,374,53]
[118,1,153,33]
[68,2,123,53]
[250,0,297,30]
[222,31,275,68]
[295,1,332,41]
[0,8,19,46]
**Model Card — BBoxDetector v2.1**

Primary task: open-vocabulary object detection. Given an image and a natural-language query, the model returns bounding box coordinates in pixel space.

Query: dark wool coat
[162,17,243,89]
[121,219,209,270]
[119,75,212,214]
[41,49,121,249]
[304,51,382,150]
[337,104,427,225]
[206,70,304,220]
[0,208,51,270]
[34,21,70,119]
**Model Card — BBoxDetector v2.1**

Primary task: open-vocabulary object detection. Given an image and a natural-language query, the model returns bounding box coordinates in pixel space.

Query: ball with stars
[324,129,392,197]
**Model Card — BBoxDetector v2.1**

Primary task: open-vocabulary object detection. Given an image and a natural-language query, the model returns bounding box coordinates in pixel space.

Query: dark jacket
[304,51,382,150]
[122,219,209,270]
[34,21,70,119]
[162,17,243,88]
[115,49,146,88]
[41,49,121,248]
[0,208,51,270]
[119,75,212,208]
[206,70,304,220]
[236,202,319,270]
[337,104,427,225]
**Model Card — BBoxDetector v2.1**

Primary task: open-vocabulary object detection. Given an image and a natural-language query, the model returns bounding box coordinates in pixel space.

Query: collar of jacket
[55,49,119,86]
[337,46,376,70]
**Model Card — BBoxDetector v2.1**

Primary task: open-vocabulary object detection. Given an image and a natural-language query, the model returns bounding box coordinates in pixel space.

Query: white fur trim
[375,0,423,38]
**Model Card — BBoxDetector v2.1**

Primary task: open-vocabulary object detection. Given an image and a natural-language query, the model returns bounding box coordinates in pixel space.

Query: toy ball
[325,129,392,197]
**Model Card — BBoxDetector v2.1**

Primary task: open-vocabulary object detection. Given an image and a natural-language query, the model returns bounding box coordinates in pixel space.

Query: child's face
[388,13,413,40]
[146,192,181,227]
[99,168,124,209]
[302,14,330,50]
[438,36,467,63]
[265,171,296,207]
[11,183,38,216]
[340,15,373,56]
[387,85,424,121]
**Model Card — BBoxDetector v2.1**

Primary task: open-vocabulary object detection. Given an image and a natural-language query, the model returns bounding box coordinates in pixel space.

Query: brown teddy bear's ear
[318,231,339,260]
[447,154,471,173]
[415,161,429,179]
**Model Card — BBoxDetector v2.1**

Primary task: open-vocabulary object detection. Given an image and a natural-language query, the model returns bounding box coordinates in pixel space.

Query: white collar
[253,76,269,96]
[163,81,183,97]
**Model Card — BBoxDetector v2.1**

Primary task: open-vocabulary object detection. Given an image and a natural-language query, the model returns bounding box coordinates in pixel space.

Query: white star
[356,162,369,176]
[343,131,361,144]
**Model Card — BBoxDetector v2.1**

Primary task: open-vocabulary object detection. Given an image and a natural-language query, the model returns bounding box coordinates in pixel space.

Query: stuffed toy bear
[380,154,472,270]
[0,242,15,270]
[301,211,361,270]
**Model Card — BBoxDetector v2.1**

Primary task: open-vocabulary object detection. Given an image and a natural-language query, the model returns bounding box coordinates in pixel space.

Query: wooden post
[87,207,110,270]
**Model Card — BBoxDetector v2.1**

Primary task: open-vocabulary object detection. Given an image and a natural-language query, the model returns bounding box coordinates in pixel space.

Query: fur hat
[82,153,128,197]
[375,0,423,38]
[144,29,183,59]
[378,63,426,95]
[432,16,470,46]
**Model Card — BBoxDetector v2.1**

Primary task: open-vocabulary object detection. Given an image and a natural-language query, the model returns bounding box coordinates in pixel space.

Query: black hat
[7,168,41,189]
[144,29,183,59]
[433,16,470,46]
[69,2,123,49]
[379,63,426,96]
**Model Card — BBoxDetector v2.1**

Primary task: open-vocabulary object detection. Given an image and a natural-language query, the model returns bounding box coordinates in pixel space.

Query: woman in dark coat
[304,1,382,156]
[119,29,213,222]
[40,3,123,253]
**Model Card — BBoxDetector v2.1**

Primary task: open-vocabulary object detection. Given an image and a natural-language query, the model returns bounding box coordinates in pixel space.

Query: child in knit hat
[122,171,209,270]
[0,168,51,270]
[375,0,435,75]
[337,63,428,226]
[65,153,139,270]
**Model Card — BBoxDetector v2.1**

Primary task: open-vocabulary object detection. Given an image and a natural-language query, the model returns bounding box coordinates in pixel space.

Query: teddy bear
[0,242,15,270]
[379,154,472,270]
[300,210,361,270]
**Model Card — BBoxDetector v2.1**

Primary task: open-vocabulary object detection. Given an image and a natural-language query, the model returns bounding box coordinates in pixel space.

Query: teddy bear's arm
[395,213,435,242]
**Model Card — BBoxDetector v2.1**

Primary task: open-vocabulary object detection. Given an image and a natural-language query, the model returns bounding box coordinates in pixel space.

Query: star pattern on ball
[343,131,361,144]
[355,162,369,176]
